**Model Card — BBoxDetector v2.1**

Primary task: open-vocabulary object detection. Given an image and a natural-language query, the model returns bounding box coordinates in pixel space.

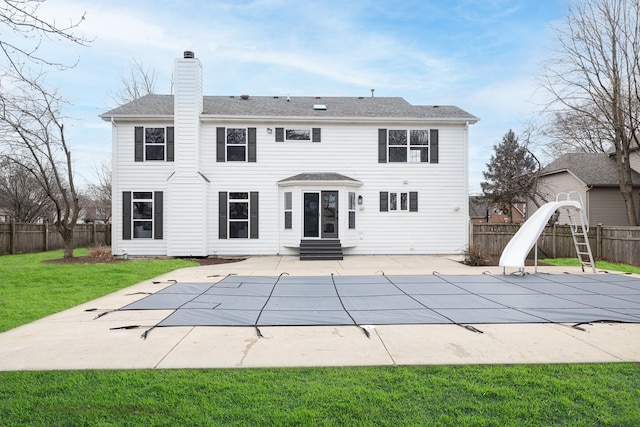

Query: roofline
[539,168,588,186]
[278,179,363,187]
[101,114,480,124]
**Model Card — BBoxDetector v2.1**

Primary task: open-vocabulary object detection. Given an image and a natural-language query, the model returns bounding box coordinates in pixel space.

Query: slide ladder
[563,194,595,273]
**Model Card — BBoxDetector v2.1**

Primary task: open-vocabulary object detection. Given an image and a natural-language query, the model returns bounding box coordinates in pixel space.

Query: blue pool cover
[119,273,640,328]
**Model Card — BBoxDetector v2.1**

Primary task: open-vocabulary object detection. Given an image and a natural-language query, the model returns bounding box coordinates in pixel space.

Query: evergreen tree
[481,130,538,222]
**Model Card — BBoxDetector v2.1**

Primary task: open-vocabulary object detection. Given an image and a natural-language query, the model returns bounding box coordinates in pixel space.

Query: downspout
[464,121,470,248]
[111,117,118,255]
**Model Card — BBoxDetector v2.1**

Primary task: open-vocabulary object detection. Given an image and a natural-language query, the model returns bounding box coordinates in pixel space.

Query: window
[276,127,321,142]
[219,192,259,239]
[284,192,292,229]
[122,191,163,240]
[348,192,356,229]
[378,129,438,164]
[379,192,418,212]
[227,128,247,161]
[286,129,310,141]
[134,127,174,162]
[388,130,408,162]
[216,127,256,162]
[145,128,165,160]
[132,192,153,238]
[228,192,249,238]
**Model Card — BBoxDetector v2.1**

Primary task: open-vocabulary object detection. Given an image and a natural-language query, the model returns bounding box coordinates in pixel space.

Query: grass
[2,251,639,425]
[0,364,638,426]
[0,249,197,332]
[542,258,640,274]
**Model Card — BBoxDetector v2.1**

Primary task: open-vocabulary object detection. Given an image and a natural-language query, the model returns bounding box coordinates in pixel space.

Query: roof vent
[313,104,327,110]
[240,94,250,100]
[184,51,195,59]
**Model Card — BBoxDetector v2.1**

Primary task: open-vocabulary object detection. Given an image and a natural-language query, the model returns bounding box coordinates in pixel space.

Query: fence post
[552,224,557,259]
[44,222,49,252]
[10,221,16,254]
[92,222,97,246]
[596,223,602,260]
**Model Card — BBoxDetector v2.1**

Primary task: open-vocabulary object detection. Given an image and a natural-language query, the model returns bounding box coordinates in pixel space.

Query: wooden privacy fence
[471,223,640,266]
[0,222,111,255]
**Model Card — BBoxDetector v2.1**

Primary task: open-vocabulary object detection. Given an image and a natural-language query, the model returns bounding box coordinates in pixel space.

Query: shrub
[87,246,113,261]
[463,244,489,266]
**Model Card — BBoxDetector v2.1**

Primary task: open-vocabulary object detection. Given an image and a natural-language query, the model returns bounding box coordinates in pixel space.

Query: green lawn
[1,251,639,425]
[1,364,639,426]
[0,249,197,332]
[542,258,640,274]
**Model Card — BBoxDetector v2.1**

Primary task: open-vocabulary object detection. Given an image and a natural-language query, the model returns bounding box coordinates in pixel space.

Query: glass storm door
[321,191,338,238]
[303,191,338,238]
[303,193,320,238]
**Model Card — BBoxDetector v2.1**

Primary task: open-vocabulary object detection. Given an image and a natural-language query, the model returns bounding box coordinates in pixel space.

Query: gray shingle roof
[278,173,361,183]
[541,153,640,186]
[101,94,478,121]
[469,196,490,218]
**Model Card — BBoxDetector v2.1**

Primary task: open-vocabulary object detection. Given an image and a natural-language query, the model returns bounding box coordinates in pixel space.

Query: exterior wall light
[267,128,273,134]
[358,195,363,205]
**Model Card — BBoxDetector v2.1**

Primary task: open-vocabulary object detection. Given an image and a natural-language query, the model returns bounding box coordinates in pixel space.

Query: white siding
[199,122,469,255]
[167,174,208,256]
[530,172,588,225]
[111,124,174,256]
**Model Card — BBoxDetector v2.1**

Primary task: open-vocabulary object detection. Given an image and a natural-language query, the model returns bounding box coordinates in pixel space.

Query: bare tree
[0,74,80,258]
[542,0,640,225]
[0,0,89,74]
[0,156,52,222]
[112,58,158,105]
[534,102,614,157]
[85,161,112,223]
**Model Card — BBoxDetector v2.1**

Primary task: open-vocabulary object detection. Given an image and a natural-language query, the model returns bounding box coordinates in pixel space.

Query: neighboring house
[100,51,478,258]
[530,153,640,226]
[0,209,8,222]
[469,196,525,224]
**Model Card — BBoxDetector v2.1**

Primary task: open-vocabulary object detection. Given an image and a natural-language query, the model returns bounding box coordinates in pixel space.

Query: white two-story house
[101,51,478,259]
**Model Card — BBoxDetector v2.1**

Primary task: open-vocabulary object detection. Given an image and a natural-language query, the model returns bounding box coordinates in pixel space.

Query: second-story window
[217,127,256,162]
[227,128,247,161]
[134,126,174,162]
[378,129,438,164]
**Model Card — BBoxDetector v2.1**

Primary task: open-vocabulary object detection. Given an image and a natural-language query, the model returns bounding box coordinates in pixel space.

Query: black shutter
[216,127,226,162]
[250,192,259,239]
[409,192,418,212]
[312,128,321,143]
[380,192,388,212]
[134,127,144,162]
[122,191,132,240]
[248,127,257,162]
[430,129,439,164]
[154,191,163,239]
[275,127,284,142]
[166,127,174,162]
[218,192,227,239]
[378,129,387,163]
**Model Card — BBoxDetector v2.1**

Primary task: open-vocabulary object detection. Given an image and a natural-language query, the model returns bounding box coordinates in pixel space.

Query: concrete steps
[299,239,343,261]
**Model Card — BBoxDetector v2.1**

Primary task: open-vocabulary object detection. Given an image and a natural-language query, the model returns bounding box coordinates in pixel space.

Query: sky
[26,0,569,192]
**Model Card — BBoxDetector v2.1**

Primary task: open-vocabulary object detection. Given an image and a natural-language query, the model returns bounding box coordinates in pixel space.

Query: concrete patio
[1,255,639,371]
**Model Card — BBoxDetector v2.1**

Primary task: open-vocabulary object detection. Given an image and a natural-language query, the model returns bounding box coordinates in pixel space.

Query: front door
[303,191,338,238]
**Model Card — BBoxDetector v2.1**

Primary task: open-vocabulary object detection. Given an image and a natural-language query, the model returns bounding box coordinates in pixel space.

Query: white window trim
[388,129,430,163]
[228,192,250,238]
[132,192,154,239]
[144,127,166,161]
[388,192,409,212]
[226,128,248,162]
[285,128,311,142]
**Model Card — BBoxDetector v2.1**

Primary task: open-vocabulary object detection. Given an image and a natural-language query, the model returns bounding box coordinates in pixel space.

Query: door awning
[278,172,362,187]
